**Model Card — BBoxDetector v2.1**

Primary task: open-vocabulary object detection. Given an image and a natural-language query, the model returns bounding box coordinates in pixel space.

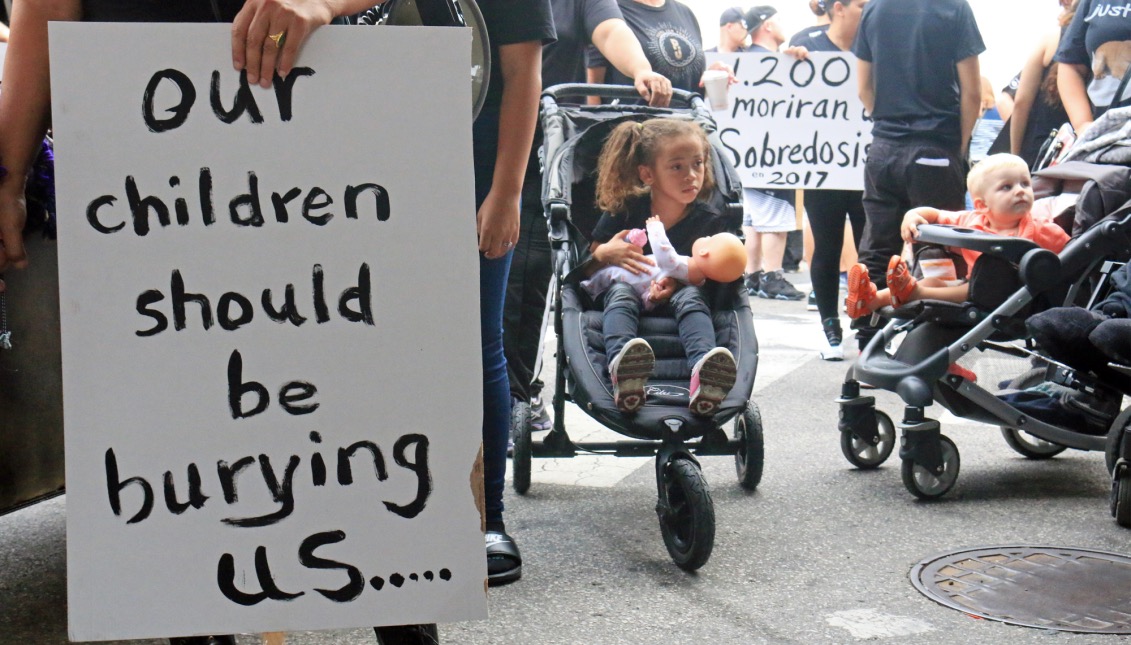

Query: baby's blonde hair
[967,153,1029,200]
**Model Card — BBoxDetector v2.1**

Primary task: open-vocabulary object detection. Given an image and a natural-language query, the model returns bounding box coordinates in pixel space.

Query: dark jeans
[503,176,551,403]
[601,282,715,370]
[474,109,512,527]
[805,189,865,322]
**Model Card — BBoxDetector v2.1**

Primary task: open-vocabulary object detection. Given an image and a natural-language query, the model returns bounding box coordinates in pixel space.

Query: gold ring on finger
[267,31,286,49]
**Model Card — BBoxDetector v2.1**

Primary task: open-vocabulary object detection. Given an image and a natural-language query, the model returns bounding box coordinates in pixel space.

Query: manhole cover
[911,546,1131,634]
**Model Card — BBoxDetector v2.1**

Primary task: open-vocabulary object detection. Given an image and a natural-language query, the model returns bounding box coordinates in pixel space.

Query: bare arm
[0,0,81,274]
[478,41,542,259]
[956,55,981,157]
[590,18,671,107]
[856,59,875,115]
[1010,35,1056,155]
[1058,61,1094,133]
[586,66,607,105]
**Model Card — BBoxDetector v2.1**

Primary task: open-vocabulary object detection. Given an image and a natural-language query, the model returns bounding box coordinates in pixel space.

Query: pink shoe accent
[610,338,654,413]
[689,347,737,417]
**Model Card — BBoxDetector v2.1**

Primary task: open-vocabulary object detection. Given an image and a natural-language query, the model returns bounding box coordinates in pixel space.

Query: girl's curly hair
[595,118,715,214]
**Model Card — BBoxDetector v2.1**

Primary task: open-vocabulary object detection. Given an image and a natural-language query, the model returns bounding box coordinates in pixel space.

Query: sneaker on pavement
[689,347,737,417]
[609,338,654,413]
[807,290,818,311]
[744,270,763,296]
[529,394,552,432]
[820,317,844,361]
[758,270,805,301]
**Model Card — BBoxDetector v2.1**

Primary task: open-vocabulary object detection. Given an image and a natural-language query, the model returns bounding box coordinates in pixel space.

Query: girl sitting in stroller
[845,154,1071,318]
[585,118,739,416]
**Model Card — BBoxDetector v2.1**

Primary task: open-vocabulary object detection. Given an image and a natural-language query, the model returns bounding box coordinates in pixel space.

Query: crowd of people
[0,0,1124,642]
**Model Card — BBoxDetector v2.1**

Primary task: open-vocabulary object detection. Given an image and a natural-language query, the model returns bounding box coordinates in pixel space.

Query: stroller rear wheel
[734,402,765,490]
[1000,369,1067,459]
[840,410,896,469]
[657,457,715,571]
[901,435,960,500]
[511,400,532,495]
[1000,428,1068,460]
[1113,468,1131,528]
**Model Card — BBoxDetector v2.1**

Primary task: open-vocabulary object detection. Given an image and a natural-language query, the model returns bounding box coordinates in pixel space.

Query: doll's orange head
[690,232,746,283]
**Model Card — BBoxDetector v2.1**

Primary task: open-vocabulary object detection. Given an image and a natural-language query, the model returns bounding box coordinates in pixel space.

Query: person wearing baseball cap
[708,7,749,52]
[745,5,780,38]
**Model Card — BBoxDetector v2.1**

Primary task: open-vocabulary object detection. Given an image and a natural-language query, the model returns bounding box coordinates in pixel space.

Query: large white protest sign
[50,23,486,640]
[706,51,872,190]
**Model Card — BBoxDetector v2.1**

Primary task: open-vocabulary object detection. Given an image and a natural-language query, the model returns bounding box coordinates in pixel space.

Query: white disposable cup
[701,70,730,111]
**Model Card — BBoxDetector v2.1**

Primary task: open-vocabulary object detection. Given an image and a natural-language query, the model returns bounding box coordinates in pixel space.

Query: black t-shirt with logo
[852,0,984,147]
[587,0,705,95]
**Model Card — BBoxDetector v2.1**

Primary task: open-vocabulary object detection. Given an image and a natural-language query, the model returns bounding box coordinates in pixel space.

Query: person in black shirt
[791,0,868,361]
[851,0,984,349]
[586,0,706,96]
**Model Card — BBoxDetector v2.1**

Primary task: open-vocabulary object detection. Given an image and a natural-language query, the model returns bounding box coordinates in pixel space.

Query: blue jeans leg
[481,250,512,526]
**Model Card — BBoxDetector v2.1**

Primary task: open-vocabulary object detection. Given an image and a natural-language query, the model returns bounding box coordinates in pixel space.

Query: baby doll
[582,216,746,307]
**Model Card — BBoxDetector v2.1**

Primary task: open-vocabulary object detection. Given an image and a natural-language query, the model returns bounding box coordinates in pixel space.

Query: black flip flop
[485,530,522,586]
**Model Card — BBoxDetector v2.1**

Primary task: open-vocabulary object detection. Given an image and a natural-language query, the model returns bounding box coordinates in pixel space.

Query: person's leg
[783,228,804,272]
[805,190,848,322]
[503,180,551,403]
[601,282,652,412]
[601,282,645,364]
[480,250,513,532]
[669,285,716,369]
[670,285,736,416]
[854,139,907,347]
[760,231,788,272]
[743,225,762,294]
[756,231,805,300]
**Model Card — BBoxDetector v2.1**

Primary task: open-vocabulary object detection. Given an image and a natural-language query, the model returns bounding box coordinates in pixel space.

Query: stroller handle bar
[542,83,704,109]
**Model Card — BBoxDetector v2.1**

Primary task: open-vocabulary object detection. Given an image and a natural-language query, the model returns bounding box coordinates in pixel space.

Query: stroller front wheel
[657,457,715,571]
[840,410,896,469]
[511,401,532,495]
[901,435,960,500]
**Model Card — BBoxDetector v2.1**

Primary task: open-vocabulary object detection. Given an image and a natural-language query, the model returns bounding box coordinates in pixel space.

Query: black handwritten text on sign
[708,52,873,191]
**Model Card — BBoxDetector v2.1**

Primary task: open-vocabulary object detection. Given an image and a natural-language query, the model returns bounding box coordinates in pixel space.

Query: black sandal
[485,530,522,586]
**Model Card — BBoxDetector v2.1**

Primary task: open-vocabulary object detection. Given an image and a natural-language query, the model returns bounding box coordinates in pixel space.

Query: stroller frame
[837,208,1131,500]
[509,84,764,570]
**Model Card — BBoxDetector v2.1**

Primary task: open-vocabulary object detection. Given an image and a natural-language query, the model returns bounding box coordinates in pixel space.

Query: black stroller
[836,160,1131,501]
[508,85,763,570]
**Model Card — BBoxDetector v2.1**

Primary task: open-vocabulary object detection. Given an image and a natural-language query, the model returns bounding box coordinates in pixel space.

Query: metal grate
[911,546,1131,633]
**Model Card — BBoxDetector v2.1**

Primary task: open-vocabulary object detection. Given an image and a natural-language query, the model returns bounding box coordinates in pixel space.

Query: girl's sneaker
[845,264,878,320]
[609,338,654,413]
[820,317,844,361]
[689,347,737,417]
[886,255,917,308]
